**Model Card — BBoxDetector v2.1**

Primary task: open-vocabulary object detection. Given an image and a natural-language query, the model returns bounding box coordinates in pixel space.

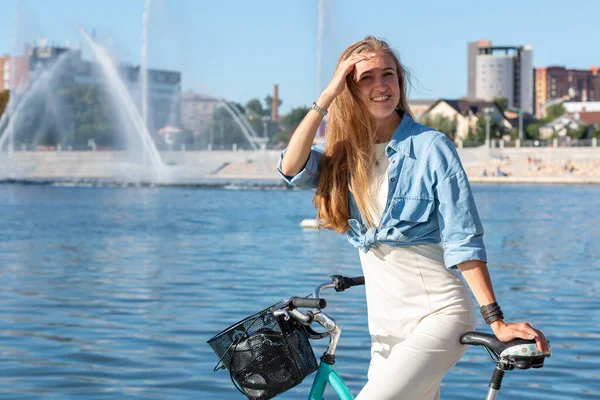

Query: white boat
[300,218,320,229]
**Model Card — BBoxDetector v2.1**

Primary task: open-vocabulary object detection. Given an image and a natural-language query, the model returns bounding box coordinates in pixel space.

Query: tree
[264,94,282,119]
[526,123,541,140]
[420,114,457,141]
[493,97,508,112]
[542,104,566,123]
[0,91,9,117]
[276,106,310,145]
[591,124,600,139]
[567,125,588,140]
[210,102,254,149]
[245,98,264,116]
[463,115,503,147]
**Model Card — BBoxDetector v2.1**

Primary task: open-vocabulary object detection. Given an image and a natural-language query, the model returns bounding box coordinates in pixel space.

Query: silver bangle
[311,102,328,116]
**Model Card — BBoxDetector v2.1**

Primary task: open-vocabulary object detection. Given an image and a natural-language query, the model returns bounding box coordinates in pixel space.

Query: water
[0,184,598,399]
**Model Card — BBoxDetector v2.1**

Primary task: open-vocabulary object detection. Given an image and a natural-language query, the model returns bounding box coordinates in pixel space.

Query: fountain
[0,5,273,187]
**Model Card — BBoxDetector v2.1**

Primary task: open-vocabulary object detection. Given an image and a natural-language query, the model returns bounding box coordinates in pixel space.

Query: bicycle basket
[207,302,318,400]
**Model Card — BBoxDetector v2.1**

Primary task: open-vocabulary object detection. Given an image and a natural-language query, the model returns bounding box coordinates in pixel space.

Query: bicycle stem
[314,312,341,359]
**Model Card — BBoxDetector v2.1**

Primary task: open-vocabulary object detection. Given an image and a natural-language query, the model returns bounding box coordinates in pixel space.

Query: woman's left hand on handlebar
[491,321,549,353]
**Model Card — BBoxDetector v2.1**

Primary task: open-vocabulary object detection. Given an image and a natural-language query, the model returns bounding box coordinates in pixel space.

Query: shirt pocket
[390,196,435,224]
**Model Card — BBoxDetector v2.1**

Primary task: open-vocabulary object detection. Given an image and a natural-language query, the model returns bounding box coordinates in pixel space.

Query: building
[408,99,436,120]
[563,101,600,114]
[0,54,30,92]
[534,66,600,118]
[467,41,534,114]
[180,91,220,135]
[0,55,9,91]
[6,38,181,133]
[421,98,510,141]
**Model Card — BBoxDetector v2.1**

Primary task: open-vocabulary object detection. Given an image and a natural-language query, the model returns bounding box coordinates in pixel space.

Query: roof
[427,98,499,117]
[579,111,600,125]
[408,99,436,107]
[505,112,539,129]
[181,90,219,102]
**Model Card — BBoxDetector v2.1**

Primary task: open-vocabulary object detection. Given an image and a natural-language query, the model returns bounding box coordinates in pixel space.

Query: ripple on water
[0,185,598,399]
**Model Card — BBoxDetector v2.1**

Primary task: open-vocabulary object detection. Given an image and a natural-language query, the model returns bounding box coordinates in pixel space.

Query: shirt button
[392,160,396,164]
[391,178,395,182]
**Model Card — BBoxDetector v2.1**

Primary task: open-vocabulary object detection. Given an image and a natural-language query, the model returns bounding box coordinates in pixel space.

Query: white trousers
[356,244,476,400]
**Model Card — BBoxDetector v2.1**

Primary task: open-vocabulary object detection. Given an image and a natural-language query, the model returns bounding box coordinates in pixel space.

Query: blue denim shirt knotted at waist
[277,114,487,269]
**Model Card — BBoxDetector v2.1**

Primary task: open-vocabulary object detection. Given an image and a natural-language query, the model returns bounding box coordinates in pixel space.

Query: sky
[0,0,598,114]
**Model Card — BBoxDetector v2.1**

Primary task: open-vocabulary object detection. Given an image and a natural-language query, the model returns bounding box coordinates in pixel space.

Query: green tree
[420,114,457,141]
[463,116,503,147]
[567,125,588,140]
[526,123,541,140]
[245,98,264,116]
[493,97,508,112]
[276,106,310,145]
[542,104,566,123]
[210,102,255,149]
[264,94,282,119]
[0,91,9,117]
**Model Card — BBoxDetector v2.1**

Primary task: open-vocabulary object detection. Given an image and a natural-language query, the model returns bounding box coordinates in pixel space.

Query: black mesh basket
[207,302,318,400]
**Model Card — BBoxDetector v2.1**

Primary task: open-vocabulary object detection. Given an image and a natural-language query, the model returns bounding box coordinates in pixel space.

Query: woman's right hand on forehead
[323,53,376,99]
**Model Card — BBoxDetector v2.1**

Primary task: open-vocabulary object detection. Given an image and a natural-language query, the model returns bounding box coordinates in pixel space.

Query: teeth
[372,96,390,102]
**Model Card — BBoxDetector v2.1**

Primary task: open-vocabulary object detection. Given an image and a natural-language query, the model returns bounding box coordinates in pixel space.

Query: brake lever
[300,324,330,340]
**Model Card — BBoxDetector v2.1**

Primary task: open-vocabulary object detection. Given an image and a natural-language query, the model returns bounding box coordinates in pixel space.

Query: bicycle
[208,275,551,400]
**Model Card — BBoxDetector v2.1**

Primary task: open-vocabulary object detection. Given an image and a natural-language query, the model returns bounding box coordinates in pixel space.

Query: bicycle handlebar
[289,297,327,309]
[331,275,365,292]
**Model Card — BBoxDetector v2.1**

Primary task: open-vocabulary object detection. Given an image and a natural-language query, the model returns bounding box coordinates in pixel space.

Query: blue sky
[1,0,598,113]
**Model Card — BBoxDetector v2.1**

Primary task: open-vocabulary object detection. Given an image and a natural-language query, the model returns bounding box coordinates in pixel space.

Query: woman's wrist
[317,91,336,110]
[480,301,504,325]
[490,319,506,330]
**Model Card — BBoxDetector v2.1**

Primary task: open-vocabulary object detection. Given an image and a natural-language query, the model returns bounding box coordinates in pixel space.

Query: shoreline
[3,175,600,188]
[468,176,600,185]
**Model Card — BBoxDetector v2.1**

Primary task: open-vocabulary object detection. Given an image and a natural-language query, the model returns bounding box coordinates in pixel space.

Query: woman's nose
[372,76,386,90]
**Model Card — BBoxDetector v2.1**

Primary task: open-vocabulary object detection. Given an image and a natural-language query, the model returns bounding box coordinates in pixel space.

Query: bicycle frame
[308,361,354,400]
[209,275,550,399]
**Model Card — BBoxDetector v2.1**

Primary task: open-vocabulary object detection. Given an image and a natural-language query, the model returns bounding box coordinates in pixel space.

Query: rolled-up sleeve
[429,135,487,269]
[435,169,487,268]
[277,143,325,188]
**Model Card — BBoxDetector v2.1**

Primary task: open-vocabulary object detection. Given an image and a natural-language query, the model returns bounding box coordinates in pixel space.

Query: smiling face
[353,51,401,121]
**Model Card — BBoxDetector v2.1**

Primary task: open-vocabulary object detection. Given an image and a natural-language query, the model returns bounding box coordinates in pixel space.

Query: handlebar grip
[331,275,365,292]
[290,297,327,309]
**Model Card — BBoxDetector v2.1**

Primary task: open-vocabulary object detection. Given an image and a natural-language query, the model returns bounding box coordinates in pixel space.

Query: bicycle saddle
[460,331,551,369]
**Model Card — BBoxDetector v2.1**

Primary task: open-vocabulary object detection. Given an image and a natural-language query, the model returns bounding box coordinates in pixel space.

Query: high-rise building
[534,66,600,118]
[467,41,534,114]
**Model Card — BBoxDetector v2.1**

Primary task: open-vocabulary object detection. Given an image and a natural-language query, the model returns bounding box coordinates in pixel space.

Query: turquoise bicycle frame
[308,361,354,400]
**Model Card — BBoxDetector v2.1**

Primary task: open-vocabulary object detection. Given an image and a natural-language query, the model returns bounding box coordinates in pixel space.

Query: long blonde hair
[314,36,413,234]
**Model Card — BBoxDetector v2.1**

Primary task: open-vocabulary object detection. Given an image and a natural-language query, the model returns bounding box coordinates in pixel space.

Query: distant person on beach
[277,36,548,399]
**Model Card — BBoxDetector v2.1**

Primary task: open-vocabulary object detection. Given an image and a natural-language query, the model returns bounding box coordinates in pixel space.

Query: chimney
[272,84,279,122]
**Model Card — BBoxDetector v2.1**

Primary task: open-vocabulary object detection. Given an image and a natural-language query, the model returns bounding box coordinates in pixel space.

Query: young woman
[278,36,548,399]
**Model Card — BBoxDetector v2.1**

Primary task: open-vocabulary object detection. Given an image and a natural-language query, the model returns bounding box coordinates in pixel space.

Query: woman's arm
[279,92,333,177]
[458,260,549,353]
[280,52,375,176]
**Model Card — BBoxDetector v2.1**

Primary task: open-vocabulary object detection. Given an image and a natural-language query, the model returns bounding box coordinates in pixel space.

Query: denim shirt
[277,114,487,269]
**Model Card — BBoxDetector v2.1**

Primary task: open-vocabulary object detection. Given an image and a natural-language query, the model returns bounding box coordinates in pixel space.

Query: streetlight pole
[261,116,271,151]
[262,115,271,139]
[518,109,524,141]
[483,106,493,148]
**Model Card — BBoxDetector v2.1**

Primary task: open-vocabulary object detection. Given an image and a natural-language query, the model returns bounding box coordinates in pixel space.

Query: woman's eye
[384,72,394,77]
[361,76,372,81]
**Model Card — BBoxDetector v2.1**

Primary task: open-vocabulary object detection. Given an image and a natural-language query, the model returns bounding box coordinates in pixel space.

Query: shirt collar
[387,112,415,158]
